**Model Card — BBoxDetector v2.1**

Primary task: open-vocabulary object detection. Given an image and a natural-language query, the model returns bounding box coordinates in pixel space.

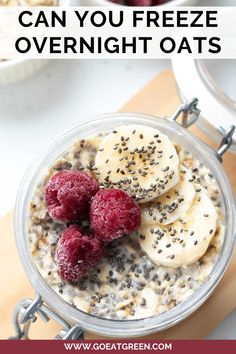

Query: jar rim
[14,112,236,337]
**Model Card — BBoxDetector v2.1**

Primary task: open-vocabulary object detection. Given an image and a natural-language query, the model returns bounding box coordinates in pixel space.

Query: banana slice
[95,125,179,203]
[141,166,196,226]
[132,288,159,319]
[138,187,218,268]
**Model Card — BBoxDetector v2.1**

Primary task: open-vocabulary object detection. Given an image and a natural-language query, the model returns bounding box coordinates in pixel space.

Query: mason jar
[12,100,236,339]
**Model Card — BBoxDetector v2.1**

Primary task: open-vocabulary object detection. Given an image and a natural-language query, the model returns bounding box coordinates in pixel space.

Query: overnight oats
[28,124,224,320]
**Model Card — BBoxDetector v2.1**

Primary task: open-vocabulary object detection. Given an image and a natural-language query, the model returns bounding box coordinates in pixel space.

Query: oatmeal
[28,125,223,320]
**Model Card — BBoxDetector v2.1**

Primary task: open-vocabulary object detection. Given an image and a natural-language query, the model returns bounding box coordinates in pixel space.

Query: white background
[0,0,235,338]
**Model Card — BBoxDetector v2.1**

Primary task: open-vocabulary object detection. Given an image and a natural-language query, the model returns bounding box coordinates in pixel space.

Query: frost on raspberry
[45,170,99,222]
[56,225,104,282]
[90,189,141,242]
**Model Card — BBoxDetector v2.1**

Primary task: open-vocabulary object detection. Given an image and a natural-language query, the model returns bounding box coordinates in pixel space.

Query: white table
[0,0,235,339]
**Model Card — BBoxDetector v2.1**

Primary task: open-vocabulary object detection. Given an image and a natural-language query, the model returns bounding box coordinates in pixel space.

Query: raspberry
[90,189,141,242]
[45,171,99,222]
[126,0,151,5]
[151,0,167,4]
[56,225,104,282]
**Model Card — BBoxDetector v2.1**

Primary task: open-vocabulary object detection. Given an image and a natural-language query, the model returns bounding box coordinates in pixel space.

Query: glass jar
[13,107,236,339]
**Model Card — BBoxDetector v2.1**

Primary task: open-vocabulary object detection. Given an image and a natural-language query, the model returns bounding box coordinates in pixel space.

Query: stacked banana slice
[95,124,218,268]
[95,125,179,203]
[141,165,195,226]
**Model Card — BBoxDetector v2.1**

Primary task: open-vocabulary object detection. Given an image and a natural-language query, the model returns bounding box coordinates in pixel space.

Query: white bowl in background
[0,59,50,86]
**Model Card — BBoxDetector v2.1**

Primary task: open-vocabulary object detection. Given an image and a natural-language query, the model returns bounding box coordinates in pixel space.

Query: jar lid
[172,58,236,154]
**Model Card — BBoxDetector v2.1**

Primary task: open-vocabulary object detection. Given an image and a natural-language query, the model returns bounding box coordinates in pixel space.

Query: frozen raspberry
[126,0,151,5]
[46,171,99,222]
[90,189,141,242]
[151,0,167,5]
[56,225,104,282]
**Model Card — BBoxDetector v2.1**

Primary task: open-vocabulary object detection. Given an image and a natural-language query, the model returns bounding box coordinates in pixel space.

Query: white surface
[0,0,235,339]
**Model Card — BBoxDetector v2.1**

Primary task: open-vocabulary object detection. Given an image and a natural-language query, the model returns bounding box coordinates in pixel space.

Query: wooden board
[0,70,235,340]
